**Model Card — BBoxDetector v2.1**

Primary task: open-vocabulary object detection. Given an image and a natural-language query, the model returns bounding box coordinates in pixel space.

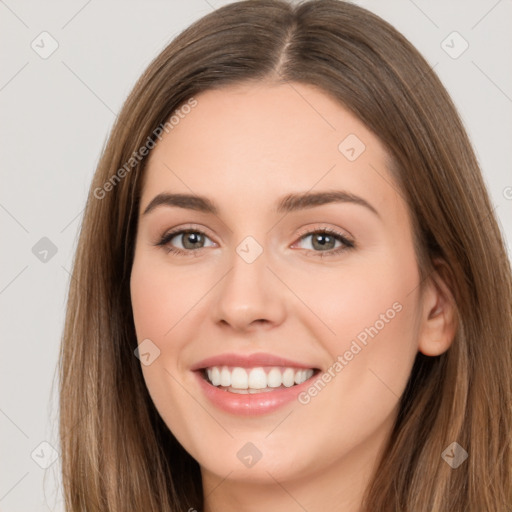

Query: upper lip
[190,352,318,371]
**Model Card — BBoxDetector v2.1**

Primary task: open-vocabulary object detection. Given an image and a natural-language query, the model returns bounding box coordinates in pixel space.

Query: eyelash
[155,225,355,259]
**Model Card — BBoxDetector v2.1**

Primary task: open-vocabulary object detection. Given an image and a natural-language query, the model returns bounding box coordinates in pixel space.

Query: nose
[211,244,286,333]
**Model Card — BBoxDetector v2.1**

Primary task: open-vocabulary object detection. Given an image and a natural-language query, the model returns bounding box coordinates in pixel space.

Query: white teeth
[204,366,315,391]
[282,368,295,387]
[220,367,231,387]
[231,367,248,389]
[210,367,220,386]
[267,367,282,388]
[248,368,267,389]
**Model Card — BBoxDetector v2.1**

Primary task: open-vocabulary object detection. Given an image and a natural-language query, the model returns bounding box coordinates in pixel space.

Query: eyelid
[294,224,354,243]
[158,223,217,244]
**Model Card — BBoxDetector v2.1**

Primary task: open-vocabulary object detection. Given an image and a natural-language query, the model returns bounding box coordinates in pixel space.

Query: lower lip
[193,370,316,416]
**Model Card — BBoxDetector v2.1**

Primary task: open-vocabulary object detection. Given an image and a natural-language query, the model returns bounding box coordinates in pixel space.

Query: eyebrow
[142,190,379,217]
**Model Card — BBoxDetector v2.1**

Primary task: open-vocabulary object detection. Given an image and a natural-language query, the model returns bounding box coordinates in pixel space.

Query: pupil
[184,232,203,249]
[313,234,334,250]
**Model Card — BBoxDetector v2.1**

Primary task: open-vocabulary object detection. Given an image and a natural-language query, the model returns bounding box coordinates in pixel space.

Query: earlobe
[417,259,459,357]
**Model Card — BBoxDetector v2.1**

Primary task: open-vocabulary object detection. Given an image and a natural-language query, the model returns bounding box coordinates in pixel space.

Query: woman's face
[130,82,427,492]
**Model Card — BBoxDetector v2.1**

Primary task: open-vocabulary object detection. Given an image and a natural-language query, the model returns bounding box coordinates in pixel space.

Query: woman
[58,0,512,510]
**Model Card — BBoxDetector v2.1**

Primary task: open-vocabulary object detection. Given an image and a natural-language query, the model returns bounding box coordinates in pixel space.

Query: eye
[155,226,215,256]
[155,225,355,258]
[293,227,355,258]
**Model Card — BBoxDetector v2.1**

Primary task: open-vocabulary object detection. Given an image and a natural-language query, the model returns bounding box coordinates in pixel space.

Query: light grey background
[1,1,511,510]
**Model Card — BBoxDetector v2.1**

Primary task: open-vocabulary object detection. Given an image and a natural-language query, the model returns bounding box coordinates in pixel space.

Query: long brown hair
[58,0,512,510]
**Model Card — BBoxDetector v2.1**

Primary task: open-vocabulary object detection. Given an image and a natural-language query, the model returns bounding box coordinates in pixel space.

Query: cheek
[288,261,420,472]
[130,252,205,343]
[129,252,207,439]
[295,241,420,388]
[310,251,420,421]
[287,248,419,354]
[129,252,200,402]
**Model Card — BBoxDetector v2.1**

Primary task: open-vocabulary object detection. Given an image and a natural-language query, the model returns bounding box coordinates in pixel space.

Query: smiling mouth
[200,365,320,394]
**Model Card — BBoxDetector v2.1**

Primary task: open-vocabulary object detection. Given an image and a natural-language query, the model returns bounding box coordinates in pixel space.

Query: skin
[130,81,457,512]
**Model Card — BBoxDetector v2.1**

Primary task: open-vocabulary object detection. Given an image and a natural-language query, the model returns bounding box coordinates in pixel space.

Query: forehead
[141,82,401,219]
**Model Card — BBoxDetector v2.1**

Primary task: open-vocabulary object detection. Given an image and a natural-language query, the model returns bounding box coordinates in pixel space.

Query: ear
[417,258,458,357]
